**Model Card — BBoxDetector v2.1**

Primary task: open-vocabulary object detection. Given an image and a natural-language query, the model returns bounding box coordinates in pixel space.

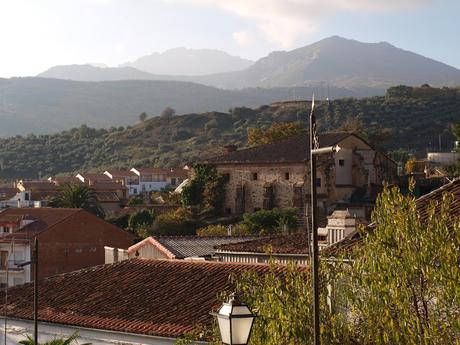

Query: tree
[138,112,148,122]
[50,184,105,218]
[344,183,460,344]
[181,164,226,215]
[242,208,298,235]
[247,122,304,147]
[128,209,155,235]
[161,107,175,118]
[150,208,200,236]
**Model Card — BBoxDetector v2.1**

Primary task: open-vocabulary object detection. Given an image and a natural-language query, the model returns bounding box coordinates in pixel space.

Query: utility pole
[33,238,38,345]
[309,96,321,345]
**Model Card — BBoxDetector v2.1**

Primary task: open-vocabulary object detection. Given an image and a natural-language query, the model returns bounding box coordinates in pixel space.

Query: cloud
[232,31,253,46]
[168,0,433,47]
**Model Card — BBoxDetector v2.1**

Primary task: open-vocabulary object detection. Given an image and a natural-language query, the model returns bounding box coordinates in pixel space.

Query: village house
[130,167,189,194]
[103,169,140,196]
[105,235,256,263]
[0,259,273,345]
[0,187,33,208]
[203,132,397,223]
[0,208,134,287]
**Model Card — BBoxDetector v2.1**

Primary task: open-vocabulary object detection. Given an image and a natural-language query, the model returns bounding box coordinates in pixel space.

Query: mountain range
[39,36,460,90]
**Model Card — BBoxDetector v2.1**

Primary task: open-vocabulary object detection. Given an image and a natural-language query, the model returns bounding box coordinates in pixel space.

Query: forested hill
[0,85,458,180]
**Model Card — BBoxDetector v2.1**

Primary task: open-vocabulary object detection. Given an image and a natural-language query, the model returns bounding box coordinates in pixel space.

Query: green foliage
[49,184,105,218]
[233,261,351,345]
[161,107,176,118]
[242,208,298,235]
[139,112,148,122]
[127,196,144,205]
[150,208,201,236]
[345,184,460,344]
[105,212,130,229]
[128,209,155,232]
[247,121,304,147]
[181,164,226,215]
[1,86,459,180]
[19,331,90,345]
[196,223,251,236]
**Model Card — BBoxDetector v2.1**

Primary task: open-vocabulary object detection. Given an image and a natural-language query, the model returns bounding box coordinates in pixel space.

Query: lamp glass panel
[231,316,254,344]
[217,315,231,344]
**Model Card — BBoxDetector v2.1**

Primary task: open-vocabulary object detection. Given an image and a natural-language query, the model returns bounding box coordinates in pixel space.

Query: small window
[89,247,97,252]
[75,248,82,254]
[254,207,261,212]
[223,173,230,181]
[226,208,232,214]
[24,193,30,201]
[285,172,290,180]
[339,159,345,166]
[252,173,258,181]
[171,178,177,185]
[316,178,321,187]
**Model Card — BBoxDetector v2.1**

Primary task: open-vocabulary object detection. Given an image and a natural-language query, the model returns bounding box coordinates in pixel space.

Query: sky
[0,0,459,78]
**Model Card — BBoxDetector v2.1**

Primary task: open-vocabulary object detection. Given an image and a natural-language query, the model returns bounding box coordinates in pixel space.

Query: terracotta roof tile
[203,132,354,164]
[216,233,316,254]
[0,259,275,338]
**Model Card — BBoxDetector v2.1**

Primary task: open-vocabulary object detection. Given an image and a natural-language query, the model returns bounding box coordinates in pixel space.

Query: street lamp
[213,293,256,345]
[309,96,339,345]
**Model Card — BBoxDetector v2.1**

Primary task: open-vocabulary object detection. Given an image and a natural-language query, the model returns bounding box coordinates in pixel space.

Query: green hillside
[0,85,458,180]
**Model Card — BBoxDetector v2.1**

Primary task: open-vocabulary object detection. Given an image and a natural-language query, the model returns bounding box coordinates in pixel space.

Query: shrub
[242,208,298,235]
[150,208,201,236]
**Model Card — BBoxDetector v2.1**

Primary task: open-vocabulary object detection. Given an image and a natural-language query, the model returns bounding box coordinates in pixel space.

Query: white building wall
[0,318,201,345]
[0,243,31,287]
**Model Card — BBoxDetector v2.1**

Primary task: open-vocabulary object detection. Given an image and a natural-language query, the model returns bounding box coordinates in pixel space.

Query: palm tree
[50,183,105,218]
[19,331,91,345]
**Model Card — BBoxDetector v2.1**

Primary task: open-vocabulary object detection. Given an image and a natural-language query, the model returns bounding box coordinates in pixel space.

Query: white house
[130,167,188,194]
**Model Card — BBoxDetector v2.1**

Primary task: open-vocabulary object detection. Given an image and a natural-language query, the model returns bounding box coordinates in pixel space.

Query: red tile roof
[0,208,82,242]
[132,167,188,178]
[216,233,318,255]
[0,187,18,200]
[0,259,274,338]
[203,132,357,164]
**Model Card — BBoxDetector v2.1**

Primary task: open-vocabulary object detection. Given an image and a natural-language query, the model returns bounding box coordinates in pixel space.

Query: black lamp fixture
[212,293,256,345]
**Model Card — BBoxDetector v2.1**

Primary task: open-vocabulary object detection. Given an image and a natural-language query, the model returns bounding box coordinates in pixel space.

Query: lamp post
[213,293,256,345]
[309,97,339,345]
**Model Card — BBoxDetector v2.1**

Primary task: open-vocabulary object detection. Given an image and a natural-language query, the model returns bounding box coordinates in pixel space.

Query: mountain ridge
[37,36,460,90]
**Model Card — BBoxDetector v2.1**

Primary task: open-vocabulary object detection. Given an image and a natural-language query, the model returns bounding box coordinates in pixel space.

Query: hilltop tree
[161,107,176,118]
[138,112,148,122]
[247,122,304,147]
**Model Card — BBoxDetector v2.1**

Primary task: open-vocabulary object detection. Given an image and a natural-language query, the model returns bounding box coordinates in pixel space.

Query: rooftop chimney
[223,145,237,154]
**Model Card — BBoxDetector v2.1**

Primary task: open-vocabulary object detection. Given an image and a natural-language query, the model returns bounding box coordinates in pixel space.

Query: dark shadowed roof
[215,233,320,255]
[203,132,354,164]
[128,236,257,259]
[0,259,274,338]
[323,178,460,257]
[0,208,81,242]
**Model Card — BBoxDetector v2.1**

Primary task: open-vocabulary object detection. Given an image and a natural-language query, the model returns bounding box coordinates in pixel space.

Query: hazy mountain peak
[121,47,254,76]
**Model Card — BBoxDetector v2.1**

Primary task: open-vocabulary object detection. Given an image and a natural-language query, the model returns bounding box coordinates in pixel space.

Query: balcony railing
[0,259,26,271]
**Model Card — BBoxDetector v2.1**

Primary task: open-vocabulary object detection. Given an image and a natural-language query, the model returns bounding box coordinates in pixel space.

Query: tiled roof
[203,132,354,164]
[20,181,59,191]
[0,259,274,338]
[216,233,317,255]
[323,178,460,257]
[0,208,81,242]
[132,167,189,178]
[95,191,120,203]
[128,236,257,259]
[91,182,127,191]
[0,187,18,200]
[104,170,137,177]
